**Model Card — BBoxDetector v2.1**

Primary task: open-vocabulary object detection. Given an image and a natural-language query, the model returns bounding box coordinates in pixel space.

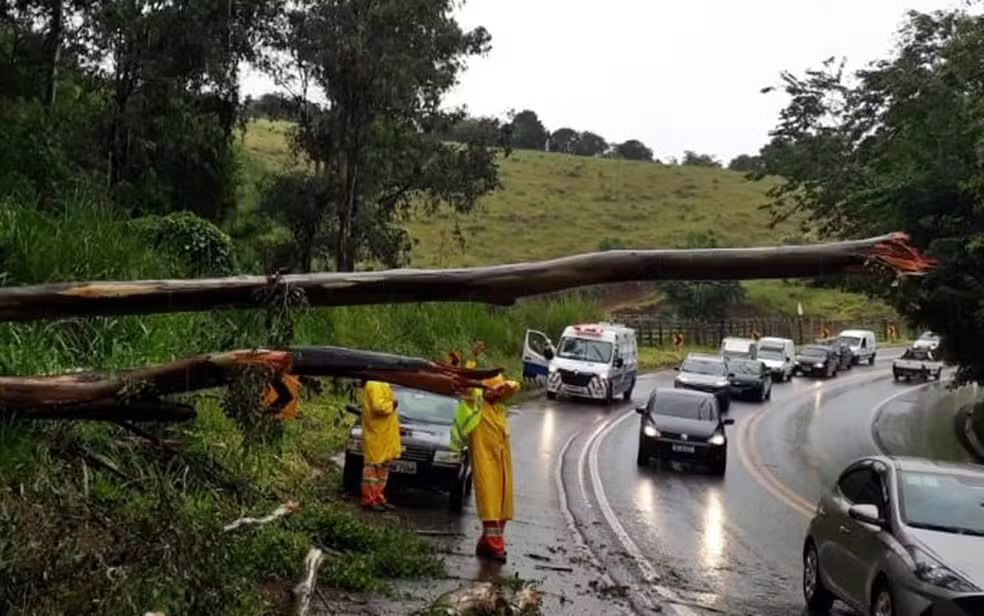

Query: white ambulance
[523,323,638,403]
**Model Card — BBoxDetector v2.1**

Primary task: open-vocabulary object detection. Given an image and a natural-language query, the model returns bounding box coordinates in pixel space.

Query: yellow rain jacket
[360,381,402,465]
[470,375,521,522]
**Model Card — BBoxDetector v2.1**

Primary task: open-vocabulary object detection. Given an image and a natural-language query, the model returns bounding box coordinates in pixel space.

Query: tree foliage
[728,154,763,173]
[574,131,608,157]
[280,0,504,272]
[550,128,579,154]
[681,151,721,168]
[614,139,653,162]
[508,109,548,150]
[760,8,984,384]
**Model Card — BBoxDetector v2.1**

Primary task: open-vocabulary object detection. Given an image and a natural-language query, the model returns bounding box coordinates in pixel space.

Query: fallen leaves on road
[421,579,542,615]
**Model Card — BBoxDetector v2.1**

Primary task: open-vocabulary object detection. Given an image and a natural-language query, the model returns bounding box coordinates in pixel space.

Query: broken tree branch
[224,501,300,532]
[293,547,325,616]
[0,346,502,421]
[0,234,934,322]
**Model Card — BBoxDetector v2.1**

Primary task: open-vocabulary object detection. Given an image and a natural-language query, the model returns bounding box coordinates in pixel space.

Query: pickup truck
[892,348,943,381]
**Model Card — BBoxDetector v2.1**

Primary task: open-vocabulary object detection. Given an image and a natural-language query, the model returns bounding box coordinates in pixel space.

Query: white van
[755,337,796,382]
[523,323,638,403]
[837,329,878,365]
[720,337,758,361]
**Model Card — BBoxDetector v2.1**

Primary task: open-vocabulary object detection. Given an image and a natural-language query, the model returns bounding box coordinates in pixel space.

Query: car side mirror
[614,357,624,368]
[635,407,647,416]
[674,366,680,371]
[345,404,361,417]
[544,348,555,360]
[722,418,735,426]
[848,504,884,528]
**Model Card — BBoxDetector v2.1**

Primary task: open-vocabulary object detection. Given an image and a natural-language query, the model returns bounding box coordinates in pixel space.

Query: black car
[816,337,854,371]
[343,386,472,512]
[727,358,773,402]
[636,388,734,476]
[794,345,839,378]
[674,354,731,412]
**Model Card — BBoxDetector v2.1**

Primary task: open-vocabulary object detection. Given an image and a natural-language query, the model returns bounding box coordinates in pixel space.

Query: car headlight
[347,438,363,453]
[433,450,461,465]
[643,425,660,437]
[714,379,729,388]
[814,363,824,368]
[549,366,558,373]
[708,433,726,446]
[908,545,980,592]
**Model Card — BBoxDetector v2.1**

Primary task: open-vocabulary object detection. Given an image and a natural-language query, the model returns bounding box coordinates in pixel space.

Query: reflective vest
[450,388,482,452]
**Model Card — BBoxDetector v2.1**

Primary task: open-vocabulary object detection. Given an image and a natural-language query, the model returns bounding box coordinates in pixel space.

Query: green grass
[240,121,894,321]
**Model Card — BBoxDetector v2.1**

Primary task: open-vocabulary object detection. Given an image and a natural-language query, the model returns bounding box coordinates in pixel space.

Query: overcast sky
[243,0,959,163]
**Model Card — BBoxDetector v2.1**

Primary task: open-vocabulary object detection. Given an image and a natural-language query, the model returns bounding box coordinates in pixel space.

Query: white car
[912,331,941,352]
[756,337,796,382]
[838,329,878,366]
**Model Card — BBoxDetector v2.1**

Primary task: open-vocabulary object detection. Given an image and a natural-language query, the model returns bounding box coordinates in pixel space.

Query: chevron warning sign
[263,373,300,421]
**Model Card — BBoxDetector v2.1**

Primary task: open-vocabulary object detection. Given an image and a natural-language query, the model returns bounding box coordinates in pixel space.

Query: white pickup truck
[892,348,943,381]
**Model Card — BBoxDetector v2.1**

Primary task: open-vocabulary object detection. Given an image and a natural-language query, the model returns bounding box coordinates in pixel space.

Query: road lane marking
[734,370,895,519]
[585,410,702,616]
[868,380,940,455]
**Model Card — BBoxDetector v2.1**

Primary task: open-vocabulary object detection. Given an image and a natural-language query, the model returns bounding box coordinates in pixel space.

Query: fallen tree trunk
[0,347,501,421]
[0,233,933,322]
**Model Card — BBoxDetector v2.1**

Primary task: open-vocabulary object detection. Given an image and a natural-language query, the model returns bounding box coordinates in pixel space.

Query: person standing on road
[470,373,520,562]
[359,380,401,512]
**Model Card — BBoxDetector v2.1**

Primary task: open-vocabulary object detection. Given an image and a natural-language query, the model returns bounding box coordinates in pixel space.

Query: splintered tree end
[867,233,937,276]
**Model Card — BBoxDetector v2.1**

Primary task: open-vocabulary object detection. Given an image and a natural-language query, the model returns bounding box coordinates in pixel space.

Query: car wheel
[546,391,556,400]
[342,452,362,496]
[636,435,650,467]
[605,383,614,405]
[710,453,727,476]
[870,353,877,366]
[758,385,768,403]
[623,380,635,401]
[803,541,834,613]
[936,369,943,380]
[765,384,772,401]
[871,580,895,616]
[449,475,467,513]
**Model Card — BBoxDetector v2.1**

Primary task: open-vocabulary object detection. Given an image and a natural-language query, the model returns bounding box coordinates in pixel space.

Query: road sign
[797,302,804,317]
[887,324,898,340]
[673,333,684,350]
[263,373,300,421]
[820,325,831,338]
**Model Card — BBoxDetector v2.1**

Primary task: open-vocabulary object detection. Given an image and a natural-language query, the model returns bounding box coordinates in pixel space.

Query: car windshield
[393,388,458,425]
[729,359,762,375]
[898,470,984,536]
[758,346,784,360]
[903,349,933,361]
[800,347,828,358]
[838,336,861,346]
[651,393,717,421]
[557,336,613,363]
[919,332,938,340]
[681,358,726,376]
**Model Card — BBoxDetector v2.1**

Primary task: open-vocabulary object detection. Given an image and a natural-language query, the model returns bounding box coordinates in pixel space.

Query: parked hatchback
[803,456,984,616]
[343,386,472,512]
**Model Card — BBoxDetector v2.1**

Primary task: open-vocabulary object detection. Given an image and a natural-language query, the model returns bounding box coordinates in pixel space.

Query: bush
[130,211,236,276]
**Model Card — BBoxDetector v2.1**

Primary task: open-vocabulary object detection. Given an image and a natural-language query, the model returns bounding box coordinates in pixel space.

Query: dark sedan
[343,386,471,512]
[816,338,854,371]
[794,345,839,378]
[636,388,734,476]
[727,358,773,402]
[674,354,731,412]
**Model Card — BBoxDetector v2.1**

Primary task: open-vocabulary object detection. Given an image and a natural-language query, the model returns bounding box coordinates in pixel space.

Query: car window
[898,470,984,536]
[393,388,458,425]
[557,337,613,363]
[729,359,764,375]
[649,393,718,421]
[801,347,828,358]
[839,336,861,346]
[758,346,784,360]
[838,467,887,514]
[681,358,726,376]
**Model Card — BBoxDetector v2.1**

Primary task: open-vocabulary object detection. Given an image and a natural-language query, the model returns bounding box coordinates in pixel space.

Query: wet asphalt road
[377,349,972,615]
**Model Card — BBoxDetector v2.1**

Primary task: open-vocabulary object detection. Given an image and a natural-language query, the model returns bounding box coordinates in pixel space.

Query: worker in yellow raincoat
[360,380,402,511]
[468,374,520,562]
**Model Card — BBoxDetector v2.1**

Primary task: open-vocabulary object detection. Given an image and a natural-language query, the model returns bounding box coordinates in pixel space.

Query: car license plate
[390,460,417,474]
[672,444,695,453]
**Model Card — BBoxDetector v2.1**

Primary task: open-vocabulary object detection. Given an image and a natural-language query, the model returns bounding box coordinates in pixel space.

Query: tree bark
[0,347,502,420]
[42,0,64,111]
[0,233,933,323]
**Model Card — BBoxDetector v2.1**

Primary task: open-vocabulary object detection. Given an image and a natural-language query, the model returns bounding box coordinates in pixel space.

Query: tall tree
[728,154,763,173]
[508,109,548,150]
[760,8,984,384]
[282,0,504,272]
[681,150,721,167]
[574,131,607,156]
[614,139,653,161]
[550,127,579,154]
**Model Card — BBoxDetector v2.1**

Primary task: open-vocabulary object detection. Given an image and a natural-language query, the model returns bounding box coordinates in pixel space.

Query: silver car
[803,456,984,616]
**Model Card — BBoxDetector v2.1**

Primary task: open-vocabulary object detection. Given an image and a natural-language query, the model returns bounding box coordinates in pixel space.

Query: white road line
[586,410,701,616]
[554,430,617,586]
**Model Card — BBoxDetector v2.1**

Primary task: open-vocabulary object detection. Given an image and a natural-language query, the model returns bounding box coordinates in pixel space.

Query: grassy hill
[240,120,896,321]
